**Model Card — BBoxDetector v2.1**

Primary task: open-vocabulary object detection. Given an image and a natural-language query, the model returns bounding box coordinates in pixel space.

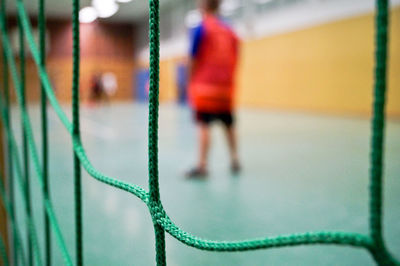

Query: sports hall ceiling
[5,0,176,22]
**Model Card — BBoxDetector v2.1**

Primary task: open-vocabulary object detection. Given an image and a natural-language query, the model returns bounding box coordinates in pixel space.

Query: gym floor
[11,103,400,265]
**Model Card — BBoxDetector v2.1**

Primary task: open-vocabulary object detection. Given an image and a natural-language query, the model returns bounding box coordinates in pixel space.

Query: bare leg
[225,125,240,169]
[197,123,210,170]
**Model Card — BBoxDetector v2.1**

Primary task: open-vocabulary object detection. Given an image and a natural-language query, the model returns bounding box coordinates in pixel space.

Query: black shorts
[195,111,234,127]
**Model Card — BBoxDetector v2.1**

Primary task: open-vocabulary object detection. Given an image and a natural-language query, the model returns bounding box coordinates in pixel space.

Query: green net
[0,0,398,265]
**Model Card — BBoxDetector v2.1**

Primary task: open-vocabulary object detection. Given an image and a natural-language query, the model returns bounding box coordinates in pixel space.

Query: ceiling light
[92,0,119,18]
[79,6,97,23]
[116,0,132,2]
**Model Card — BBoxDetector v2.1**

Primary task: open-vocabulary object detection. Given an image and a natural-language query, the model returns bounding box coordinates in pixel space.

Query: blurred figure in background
[102,72,118,98]
[89,73,109,106]
[186,0,240,178]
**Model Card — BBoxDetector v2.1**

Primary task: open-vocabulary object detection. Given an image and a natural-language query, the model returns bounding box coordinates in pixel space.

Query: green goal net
[0,0,398,265]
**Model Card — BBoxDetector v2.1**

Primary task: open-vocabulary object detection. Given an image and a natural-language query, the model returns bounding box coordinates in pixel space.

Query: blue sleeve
[189,24,204,58]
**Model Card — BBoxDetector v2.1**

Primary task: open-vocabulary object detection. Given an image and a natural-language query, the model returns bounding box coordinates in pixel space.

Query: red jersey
[189,14,239,113]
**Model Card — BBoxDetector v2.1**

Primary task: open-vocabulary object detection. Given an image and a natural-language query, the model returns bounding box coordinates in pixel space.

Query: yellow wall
[159,58,180,102]
[237,7,400,117]
[156,7,399,117]
[137,58,181,102]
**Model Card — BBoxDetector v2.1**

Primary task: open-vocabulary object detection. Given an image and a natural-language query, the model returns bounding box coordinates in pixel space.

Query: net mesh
[0,0,398,265]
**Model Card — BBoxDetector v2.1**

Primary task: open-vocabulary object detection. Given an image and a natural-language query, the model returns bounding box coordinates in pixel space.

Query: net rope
[0,0,398,265]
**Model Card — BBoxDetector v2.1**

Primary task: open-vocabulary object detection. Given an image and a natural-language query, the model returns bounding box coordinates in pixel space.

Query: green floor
[10,103,400,265]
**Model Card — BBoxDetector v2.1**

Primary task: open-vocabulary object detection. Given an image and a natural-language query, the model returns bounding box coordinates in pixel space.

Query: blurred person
[102,72,118,97]
[186,0,240,178]
[89,73,108,106]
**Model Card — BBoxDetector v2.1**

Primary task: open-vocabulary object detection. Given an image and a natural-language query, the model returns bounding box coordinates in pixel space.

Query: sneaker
[231,162,241,174]
[185,168,208,179]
